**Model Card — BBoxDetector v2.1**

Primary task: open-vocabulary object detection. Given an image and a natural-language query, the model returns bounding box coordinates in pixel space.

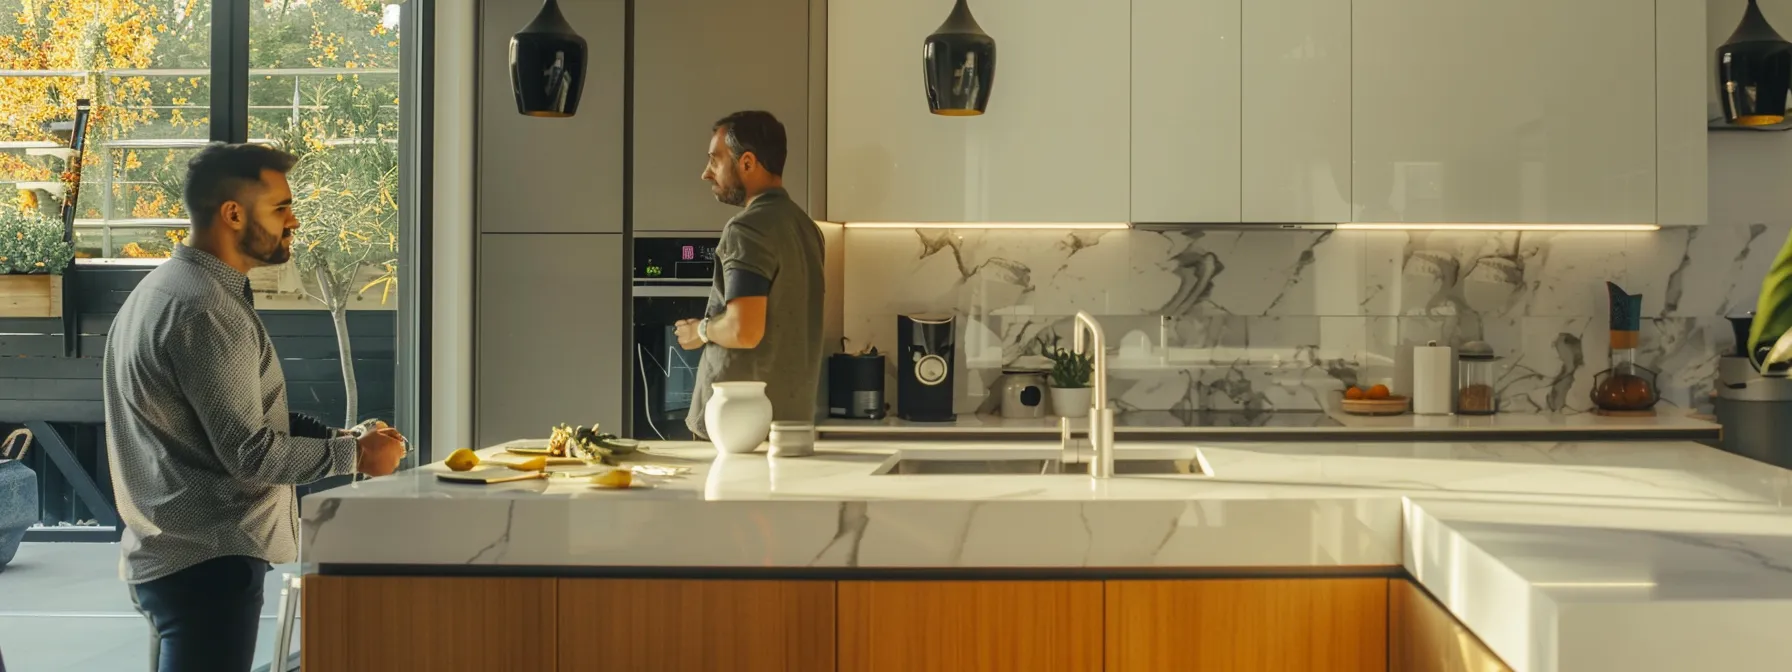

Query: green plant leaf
[1763,328,1792,371]
[0,206,73,275]
[1749,230,1792,368]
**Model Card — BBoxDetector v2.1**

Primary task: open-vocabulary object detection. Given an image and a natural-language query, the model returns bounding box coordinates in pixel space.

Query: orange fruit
[1344,387,1366,400]
[1367,384,1391,400]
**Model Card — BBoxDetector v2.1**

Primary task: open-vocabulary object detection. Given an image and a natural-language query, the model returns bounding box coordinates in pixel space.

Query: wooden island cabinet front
[304,574,1497,671]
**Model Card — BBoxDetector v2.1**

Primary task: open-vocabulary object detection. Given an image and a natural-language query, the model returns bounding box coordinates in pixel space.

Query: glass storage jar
[1456,341,1500,415]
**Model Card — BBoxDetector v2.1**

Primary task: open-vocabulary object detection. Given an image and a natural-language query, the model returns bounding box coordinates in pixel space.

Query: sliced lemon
[506,456,548,472]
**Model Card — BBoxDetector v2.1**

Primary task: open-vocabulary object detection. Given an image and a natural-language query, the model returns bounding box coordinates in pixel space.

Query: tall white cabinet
[829,0,1131,224]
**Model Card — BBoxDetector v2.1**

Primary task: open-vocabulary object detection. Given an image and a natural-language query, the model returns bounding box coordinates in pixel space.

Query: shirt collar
[172,245,253,303]
[747,187,788,208]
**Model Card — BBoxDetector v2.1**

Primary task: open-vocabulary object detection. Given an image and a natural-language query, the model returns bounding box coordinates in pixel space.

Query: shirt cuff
[325,435,360,477]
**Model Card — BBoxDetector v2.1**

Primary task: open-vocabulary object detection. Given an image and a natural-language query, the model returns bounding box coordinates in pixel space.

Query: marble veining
[844,225,1792,416]
[303,439,1792,570]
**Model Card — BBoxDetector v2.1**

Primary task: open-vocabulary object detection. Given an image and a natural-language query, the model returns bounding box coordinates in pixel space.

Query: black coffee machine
[897,314,956,422]
[828,350,887,420]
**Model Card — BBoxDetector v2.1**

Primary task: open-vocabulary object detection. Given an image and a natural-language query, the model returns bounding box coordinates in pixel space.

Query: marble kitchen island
[300,439,1792,672]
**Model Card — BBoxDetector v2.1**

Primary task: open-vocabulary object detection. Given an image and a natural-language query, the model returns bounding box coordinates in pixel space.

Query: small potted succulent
[0,207,74,317]
[1046,346,1094,418]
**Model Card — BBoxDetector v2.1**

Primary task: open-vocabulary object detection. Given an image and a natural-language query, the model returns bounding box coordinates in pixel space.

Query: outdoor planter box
[0,274,61,317]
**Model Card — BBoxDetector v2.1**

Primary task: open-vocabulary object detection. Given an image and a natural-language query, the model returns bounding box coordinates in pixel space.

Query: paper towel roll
[1413,342,1454,415]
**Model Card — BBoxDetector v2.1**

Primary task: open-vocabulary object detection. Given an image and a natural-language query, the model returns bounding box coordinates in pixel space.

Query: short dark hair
[713,111,787,176]
[183,142,299,229]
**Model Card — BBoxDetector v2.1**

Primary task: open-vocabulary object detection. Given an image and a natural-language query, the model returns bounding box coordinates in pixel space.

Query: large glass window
[0,1,416,523]
[0,0,210,258]
[1,2,421,666]
[246,0,405,433]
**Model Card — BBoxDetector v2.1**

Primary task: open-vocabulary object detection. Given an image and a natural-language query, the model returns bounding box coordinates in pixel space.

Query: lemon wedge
[506,456,548,472]
[444,448,480,472]
[591,469,633,488]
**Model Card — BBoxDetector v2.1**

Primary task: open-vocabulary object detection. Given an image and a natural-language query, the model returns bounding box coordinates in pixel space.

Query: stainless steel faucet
[1072,311,1115,479]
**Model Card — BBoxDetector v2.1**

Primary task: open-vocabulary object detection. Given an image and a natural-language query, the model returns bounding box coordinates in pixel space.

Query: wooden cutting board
[435,468,551,484]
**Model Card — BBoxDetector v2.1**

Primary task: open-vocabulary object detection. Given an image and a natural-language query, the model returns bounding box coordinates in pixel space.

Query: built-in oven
[631,236,718,440]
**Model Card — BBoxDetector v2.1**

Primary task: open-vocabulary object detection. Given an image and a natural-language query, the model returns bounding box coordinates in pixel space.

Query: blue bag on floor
[0,429,39,571]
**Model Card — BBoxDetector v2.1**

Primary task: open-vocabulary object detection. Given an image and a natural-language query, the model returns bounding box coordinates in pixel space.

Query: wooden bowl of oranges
[1340,384,1410,415]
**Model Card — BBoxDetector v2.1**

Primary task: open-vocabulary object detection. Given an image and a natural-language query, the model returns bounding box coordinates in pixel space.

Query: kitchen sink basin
[871,448,1210,477]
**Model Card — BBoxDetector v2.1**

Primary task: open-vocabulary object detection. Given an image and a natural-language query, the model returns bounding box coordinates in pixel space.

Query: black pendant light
[510,0,588,118]
[1718,0,1792,126]
[922,0,996,116]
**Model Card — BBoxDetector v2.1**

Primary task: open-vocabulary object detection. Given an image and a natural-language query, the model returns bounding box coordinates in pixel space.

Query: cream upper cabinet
[1352,0,1659,224]
[829,0,1130,224]
[1242,0,1352,223]
[1656,0,1706,227]
[1131,0,1350,225]
[1130,0,1240,223]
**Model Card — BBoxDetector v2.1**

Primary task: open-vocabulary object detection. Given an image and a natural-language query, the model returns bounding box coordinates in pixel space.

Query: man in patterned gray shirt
[103,143,409,672]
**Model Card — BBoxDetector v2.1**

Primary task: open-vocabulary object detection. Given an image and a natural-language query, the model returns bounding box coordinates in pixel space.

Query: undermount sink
[871,448,1211,477]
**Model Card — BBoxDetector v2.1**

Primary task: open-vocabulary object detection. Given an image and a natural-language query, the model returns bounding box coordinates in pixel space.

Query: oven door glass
[633,294,708,440]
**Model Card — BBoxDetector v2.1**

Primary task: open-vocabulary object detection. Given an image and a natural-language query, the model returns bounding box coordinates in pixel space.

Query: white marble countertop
[815,410,1724,440]
[301,438,1792,671]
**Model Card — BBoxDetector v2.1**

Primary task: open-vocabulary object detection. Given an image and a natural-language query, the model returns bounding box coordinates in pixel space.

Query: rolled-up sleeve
[171,309,358,485]
[718,219,780,284]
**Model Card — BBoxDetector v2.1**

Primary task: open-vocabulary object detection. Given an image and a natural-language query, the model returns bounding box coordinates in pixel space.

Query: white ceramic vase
[705,381,773,454]
[1050,386,1093,418]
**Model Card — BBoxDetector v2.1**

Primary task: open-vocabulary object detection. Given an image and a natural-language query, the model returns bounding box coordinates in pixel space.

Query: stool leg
[271,574,300,671]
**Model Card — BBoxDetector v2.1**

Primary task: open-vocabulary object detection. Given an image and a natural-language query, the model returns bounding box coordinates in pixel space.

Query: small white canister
[768,421,816,458]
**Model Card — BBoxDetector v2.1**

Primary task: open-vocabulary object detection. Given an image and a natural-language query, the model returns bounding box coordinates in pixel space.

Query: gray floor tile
[0,614,295,672]
[0,544,300,670]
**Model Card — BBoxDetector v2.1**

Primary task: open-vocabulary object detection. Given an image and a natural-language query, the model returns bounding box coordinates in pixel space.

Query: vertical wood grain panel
[837,580,1102,672]
[556,579,835,672]
[1105,578,1388,672]
[302,576,556,672]
[1390,579,1515,672]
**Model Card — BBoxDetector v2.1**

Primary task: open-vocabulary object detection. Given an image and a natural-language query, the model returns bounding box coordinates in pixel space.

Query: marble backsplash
[841,225,1790,416]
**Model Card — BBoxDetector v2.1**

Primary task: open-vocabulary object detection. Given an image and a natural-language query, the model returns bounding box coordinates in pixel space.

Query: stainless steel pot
[1715,355,1792,468]
[997,369,1049,419]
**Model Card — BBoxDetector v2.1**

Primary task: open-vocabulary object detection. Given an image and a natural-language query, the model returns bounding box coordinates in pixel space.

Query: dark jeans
[129,555,270,672]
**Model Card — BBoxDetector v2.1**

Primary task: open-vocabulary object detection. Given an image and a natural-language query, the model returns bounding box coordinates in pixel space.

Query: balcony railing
[1,67,398,258]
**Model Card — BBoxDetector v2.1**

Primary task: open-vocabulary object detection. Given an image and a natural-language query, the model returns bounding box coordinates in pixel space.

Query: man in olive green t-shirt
[674,111,824,440]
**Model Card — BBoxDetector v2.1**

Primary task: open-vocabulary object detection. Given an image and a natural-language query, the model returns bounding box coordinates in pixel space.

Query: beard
[239,216,292,266]
[712,180,747,207]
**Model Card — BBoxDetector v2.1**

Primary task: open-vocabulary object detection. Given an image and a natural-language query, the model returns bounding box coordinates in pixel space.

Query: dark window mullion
[209,0,251,143]
[397,0,435,461]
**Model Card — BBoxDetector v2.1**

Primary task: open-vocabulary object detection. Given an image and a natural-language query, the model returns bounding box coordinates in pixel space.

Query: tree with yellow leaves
[278,83,398,427]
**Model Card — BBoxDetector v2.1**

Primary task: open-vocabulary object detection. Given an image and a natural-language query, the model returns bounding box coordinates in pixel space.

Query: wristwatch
[697,317,711,344]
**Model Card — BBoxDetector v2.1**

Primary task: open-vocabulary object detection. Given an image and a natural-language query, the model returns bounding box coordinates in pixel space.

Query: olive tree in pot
[274,93,399,428]
[1046,346,1094,418]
